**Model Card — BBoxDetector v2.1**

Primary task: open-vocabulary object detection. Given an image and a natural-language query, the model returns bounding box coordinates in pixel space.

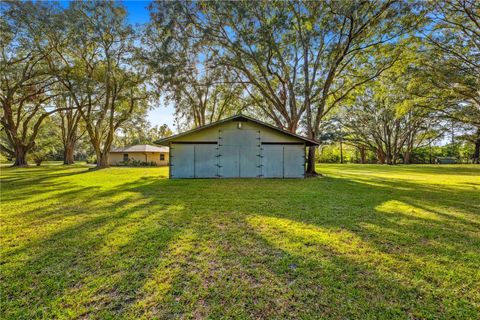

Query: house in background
[109,144,169,166]
[155,114,318,178]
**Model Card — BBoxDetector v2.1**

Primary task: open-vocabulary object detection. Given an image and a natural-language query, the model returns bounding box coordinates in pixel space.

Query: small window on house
[123,153,129,161]
[160,153,165,161]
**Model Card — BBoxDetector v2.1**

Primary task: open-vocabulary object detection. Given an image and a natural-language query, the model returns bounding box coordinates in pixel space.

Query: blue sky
[60,0,151,23]
[123,0,151,24]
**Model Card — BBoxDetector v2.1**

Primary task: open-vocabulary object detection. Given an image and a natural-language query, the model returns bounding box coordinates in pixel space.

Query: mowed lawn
[1,164,479,319]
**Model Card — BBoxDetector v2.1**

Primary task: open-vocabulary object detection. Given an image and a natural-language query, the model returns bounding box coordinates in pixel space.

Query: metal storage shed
[155,115,318,178]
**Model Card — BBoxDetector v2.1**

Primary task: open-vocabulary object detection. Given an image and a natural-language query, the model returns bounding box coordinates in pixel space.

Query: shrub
[116,159,157,167]
[32,155,45,166]
[86,155,97,164]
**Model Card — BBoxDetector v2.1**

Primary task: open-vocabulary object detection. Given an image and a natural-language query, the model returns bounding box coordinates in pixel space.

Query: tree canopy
[1,0,478,167]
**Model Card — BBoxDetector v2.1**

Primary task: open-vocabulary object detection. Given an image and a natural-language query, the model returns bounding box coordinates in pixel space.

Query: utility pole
[428,140,433,164]
[451,120,455,146]
[340,138,343,164]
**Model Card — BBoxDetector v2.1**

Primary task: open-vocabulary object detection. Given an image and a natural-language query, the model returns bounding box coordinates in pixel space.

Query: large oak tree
[0,1,66,166]
[422,0,480,162]
[151,0,423,173]
[44,1,149,168]
[146,2,245,129]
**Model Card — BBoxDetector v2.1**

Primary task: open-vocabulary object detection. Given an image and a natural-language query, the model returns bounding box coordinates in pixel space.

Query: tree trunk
[429,143,433,164]
[306,146,317,175]
[13,145,28,167]
[474,128,480,164]
[403,151,410,165]
[63,140,75,165]
[96,152,110,168]
[377,149,385,164]
[359,146,366,164]
[340,140,343,164]
[385,150,393,165]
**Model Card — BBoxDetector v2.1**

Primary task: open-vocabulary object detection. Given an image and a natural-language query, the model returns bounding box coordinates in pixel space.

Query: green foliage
[317,143,363,164]
[338,46,444,165]
[0,1,61,165]
[317,145,341,163]
[0,152,8,163]
[42,1,150,167]
[3,1,478,167]
[117,159,158,167]
[413,0,480,128]
[115,122,173,147]
[411,141,475,164]
[28,117,63,166]
[145,2,245,129]
[85,155,96,164]
[147,1,423,138]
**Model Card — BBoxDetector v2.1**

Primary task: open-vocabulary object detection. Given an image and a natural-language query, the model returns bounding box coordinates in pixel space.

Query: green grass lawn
[1,164,479,319]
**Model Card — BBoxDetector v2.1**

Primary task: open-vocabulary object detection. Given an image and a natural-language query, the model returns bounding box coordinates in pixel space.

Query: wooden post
[340,139,343,164]
[429,142,433,164]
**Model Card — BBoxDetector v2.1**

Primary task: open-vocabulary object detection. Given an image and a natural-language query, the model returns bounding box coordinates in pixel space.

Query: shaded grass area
[1,164,479,319]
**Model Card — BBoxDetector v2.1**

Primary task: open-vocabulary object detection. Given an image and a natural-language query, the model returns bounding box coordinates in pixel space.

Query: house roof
[110,144,169,153]
[154,114,319,146]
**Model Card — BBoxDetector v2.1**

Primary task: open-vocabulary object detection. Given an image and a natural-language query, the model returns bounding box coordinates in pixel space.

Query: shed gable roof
[154,115,319,146]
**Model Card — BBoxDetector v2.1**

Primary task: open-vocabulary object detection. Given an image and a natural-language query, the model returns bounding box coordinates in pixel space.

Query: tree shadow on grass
[249,175,480,318]
[1,178,192,319]
[93,174,480,318]
[111,175,479,318]
[244,214,478,319]
[107,173,480,318]
[0,165,90,185]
